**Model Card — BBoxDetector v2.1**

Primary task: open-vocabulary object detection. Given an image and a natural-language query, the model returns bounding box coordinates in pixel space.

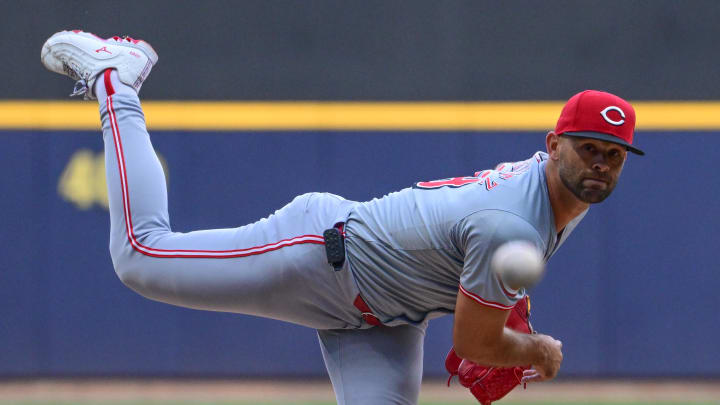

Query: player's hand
[522,334,563,383]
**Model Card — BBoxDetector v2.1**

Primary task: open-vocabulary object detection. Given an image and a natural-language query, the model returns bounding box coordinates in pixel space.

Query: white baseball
[491,240,545,290]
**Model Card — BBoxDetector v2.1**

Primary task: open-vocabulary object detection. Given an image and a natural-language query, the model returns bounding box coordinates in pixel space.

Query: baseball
[491,240,545,290]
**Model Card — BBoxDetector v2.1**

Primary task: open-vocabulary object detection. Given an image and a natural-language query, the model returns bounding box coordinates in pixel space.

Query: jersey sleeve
[455,210,546,310]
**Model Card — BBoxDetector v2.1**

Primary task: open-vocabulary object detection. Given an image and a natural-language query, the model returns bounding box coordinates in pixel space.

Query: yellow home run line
[1,100,720,130]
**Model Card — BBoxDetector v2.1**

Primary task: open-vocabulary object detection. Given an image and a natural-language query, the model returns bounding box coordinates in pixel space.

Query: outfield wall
[1,128,718,377]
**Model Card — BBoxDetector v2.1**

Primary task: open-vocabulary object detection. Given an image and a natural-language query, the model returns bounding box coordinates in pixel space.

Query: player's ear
[546,132,561,160]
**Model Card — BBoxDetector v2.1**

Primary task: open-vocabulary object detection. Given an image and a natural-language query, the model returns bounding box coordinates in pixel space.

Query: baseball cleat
[41,30,158,99]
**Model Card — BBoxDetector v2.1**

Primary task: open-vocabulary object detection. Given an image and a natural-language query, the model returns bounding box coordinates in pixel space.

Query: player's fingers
[521,369,543,383]
[521,374,542,383]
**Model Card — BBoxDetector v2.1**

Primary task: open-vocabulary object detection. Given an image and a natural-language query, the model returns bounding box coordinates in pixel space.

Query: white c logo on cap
[600,106,625,126]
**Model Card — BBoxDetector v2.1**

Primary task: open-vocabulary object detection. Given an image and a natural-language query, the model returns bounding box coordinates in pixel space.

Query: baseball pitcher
[41,30,643,405]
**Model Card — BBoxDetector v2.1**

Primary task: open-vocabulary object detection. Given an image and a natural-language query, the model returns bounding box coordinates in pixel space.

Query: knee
[107,229,177,304]
[110,248,144,292]
[109,237,154,295]
[111,254,170,305]
[109,228,166,293]
[110,248,178,308]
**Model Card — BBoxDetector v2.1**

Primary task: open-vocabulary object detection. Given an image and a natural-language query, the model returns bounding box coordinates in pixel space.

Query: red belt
[353,294,382,326]
[325,222,382,326]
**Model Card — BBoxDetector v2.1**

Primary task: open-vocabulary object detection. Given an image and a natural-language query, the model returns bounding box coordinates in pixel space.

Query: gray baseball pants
[98,83,426,404]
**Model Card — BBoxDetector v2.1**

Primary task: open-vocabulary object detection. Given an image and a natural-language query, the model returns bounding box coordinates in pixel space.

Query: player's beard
[557,161,617,204]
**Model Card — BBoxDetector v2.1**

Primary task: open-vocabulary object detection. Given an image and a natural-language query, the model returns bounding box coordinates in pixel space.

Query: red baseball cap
[555,90,644,155]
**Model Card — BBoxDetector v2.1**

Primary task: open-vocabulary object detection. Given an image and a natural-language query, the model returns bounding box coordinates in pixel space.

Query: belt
[353,294,382,326]
[323,222,382,327]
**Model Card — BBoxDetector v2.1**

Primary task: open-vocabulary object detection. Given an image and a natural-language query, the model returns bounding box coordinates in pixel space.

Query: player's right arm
[451,210,563,381]
[453,292,563,381]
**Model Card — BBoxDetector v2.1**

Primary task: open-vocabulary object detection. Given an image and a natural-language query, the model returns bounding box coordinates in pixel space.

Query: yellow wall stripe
[1,100,720,130]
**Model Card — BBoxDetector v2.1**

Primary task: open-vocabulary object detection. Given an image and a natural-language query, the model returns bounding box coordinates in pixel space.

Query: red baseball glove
[445,296,533,405]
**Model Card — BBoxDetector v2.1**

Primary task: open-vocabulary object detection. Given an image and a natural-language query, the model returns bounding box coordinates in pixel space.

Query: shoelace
[512,367,527,389]
[70,79,89,98]
[112,35,137,43]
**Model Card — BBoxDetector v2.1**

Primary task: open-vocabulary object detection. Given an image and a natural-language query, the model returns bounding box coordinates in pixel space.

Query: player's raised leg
[41,30,362,329]
[318,323,426,405]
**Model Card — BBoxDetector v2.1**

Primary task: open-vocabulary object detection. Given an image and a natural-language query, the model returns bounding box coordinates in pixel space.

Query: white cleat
[41,30,158,99]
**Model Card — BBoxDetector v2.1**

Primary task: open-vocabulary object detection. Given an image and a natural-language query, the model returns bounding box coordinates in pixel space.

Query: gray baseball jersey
[345,153,587,326]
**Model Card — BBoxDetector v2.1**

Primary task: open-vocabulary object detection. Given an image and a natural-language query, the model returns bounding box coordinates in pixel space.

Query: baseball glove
[445,295,533,405]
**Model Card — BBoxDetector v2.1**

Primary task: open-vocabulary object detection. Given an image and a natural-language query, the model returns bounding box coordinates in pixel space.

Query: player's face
[556,136,627,203]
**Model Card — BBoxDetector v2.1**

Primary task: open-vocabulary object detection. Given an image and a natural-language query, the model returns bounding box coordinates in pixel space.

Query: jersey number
[414,176,480,189]
[414,171,499,190]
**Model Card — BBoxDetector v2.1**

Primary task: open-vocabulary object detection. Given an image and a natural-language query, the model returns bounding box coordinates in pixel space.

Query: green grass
[1,401,718,405]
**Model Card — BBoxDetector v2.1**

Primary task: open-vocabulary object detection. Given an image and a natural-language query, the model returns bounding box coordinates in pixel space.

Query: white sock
[94,69,137,101]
